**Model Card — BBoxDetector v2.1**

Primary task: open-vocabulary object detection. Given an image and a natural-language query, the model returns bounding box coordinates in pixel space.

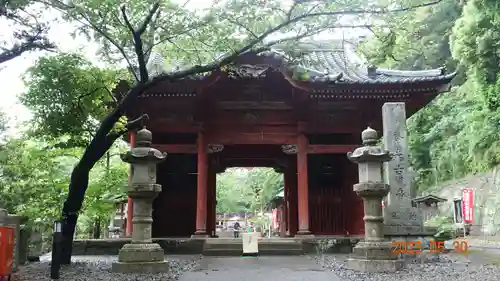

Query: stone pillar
[347,127,404,272]
[28,227,43,261]
[193,131,208,237]
[112,127,169,273]
[126,131,136,236]
[296,123,311,236]
[382,102,423,235]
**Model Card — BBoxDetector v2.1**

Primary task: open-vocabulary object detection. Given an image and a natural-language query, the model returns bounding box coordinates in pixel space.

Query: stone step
[203,247,305,256]
[202,238,304,256]
[204,242,303,250]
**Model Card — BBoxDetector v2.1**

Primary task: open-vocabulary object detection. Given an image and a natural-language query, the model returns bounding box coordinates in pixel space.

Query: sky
[0,0,369,136]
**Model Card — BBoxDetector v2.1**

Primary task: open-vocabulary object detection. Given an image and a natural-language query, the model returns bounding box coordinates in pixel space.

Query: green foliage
[245,168,283,212]
[407,82,500,189]
[0,0,56,64]
[360,0,461,72]
[363,0,500,191]
[55,0,376,74]
[451,0,500,110]
[20,54,128,146]
[216,168,283,214]
[425,215,456,241]
[0,134,127,233]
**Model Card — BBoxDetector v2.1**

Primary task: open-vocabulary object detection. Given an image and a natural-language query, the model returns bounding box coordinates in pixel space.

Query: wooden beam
[152,143,360,154]
[307,144,359,154]
[152,144,197,154]
[206,133,297,145]
[146,120,200,133]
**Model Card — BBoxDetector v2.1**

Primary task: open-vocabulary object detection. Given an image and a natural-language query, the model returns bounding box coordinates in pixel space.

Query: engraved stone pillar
[112,127,168,273]
[347,127,404,272]
[382,102,424,235]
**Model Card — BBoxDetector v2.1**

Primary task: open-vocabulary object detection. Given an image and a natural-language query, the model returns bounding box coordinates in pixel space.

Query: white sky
[0,0,369,136]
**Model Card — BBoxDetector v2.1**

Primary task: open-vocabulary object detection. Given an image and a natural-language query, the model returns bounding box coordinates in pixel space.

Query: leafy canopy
[20,54,129,147]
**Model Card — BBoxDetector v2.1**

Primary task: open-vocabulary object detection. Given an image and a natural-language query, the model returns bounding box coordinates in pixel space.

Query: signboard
[453,198,463,224]
[462,188,474,224]
[242,232,259,256]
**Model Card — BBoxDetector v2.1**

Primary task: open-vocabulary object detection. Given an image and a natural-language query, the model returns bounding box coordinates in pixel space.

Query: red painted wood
[126,131,135,236]
[206,169,216,237]
[145,121,367,135]
[307,154,365,235]
[206,124,298,134]
[151,144,359,155]
[146,121,200,133]
[288,169,298,236]
[284,171,290,235]
[206,110,296,125]
[296,130,310,234]
[345,161,364,235]
[307,145,359,154]
[206,132,297,145]
[196,70,225,96]
[152,164,197,237]
[153,144,197,154]
[194,132,208,235]
[309,174,347,235]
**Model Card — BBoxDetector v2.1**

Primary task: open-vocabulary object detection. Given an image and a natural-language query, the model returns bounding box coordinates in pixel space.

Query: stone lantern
[346,127,404,272]
[112,126,168,273]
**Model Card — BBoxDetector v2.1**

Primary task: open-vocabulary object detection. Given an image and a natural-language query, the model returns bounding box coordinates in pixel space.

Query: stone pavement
[178,256,342,281]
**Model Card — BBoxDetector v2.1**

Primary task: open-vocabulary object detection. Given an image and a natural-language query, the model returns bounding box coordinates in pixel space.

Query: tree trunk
[60,137,116,264]
[93,219,101,239]
[61,165,90,264]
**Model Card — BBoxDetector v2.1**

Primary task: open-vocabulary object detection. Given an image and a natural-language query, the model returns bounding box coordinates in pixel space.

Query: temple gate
[122,40,455,238]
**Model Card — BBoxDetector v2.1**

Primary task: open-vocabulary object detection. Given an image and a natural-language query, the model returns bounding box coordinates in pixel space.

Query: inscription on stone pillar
[382,102,423,233]
[382,102,411,209]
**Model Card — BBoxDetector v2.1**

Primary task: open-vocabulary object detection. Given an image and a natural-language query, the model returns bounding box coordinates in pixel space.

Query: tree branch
[97,0,445,142]
[120,3,160,83]
[136,2,160,35]
[125,114,149,132]
[119,5,135,34]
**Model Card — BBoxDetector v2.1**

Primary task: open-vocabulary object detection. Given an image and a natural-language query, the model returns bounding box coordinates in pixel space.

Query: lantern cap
[361,127,377,145]
[135,126,152,147]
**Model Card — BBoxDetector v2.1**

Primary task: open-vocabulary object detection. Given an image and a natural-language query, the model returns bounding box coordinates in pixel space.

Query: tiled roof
[412,194,447,203]
[146,39,456,85]
[259,40,456,84]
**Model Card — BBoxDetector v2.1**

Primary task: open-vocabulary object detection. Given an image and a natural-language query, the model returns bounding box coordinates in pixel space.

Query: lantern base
[347,241,404,272]
[112,243,168,273]
[347,258,404,273]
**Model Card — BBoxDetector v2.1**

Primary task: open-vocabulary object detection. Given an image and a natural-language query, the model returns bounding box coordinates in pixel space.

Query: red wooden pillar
[206,167,216,237]
[125,131,135,236]
[193,131,208,236]
[297,123,311,235]
[284,169,291,236]
[287,165,298,236]
[212,171,217,236]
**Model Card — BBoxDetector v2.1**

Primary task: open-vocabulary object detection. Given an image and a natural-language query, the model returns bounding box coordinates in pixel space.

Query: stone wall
[424,165,500,235]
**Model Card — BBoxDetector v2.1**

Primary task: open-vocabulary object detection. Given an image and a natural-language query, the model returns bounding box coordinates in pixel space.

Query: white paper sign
[242,232,259,254]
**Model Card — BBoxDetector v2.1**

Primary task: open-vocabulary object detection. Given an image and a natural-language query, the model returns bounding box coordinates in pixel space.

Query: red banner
[272,208,278,230]
[462,188,474,224]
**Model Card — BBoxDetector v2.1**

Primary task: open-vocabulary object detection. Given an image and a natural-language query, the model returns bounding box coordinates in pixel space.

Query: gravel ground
[310,252,500,281]
[14,255,201,281]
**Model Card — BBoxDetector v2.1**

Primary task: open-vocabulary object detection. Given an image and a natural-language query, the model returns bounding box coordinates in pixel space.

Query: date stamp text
[391,240,469,255]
